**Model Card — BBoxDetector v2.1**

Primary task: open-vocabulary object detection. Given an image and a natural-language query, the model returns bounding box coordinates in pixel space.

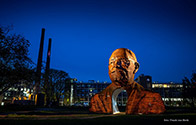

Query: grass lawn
[0,113,196,125]
[0,106,196,124]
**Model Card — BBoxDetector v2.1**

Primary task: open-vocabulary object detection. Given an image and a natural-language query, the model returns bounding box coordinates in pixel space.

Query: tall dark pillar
[44,38,52,106]
[45,38,52,76]
[35,28,45,94]
[34,28,45,105]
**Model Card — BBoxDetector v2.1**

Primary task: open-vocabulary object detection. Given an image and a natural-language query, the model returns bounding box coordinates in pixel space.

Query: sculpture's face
[108,48,139,87]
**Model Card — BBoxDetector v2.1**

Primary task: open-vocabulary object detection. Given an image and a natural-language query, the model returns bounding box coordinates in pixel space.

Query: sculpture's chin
[115,78,128,86]
[111,70,128,86]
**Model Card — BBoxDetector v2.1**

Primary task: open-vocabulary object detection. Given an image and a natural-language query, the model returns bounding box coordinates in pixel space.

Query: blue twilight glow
[0,0,196,82]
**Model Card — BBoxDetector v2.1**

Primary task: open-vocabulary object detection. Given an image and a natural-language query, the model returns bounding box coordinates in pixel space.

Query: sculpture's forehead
[111,49,126,57]
[110,48,133,60]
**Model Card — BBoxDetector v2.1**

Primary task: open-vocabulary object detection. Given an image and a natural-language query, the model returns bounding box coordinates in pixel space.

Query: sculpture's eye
[109,59,115,65]
[121,58,130,67]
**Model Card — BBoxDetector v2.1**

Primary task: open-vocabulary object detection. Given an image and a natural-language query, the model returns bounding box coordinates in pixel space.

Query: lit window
[163,84,167,88]
[162,98,169,101]
[1,102,4,106]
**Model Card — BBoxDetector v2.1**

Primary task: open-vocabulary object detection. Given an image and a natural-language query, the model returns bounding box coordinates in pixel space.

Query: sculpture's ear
[133,62,140,74]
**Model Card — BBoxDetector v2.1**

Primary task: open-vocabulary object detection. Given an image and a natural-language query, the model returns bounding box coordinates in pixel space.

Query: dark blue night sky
[1,0,196,83]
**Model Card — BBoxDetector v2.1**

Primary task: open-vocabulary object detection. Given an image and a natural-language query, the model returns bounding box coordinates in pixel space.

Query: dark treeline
[182,72,196,108]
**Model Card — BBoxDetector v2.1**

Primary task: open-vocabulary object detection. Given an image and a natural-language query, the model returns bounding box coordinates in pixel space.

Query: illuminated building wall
[2,78,184,107]
[1,80,34,106]
[72,80,127,106]
[135,74,184,107]
[69,79,183,107]
[152,82,183,106]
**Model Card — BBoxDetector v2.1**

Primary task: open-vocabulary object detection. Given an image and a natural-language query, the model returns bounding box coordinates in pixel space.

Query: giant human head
[108,48,139,87]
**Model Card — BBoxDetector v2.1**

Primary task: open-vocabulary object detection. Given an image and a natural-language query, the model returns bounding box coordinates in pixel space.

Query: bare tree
[43,69,70,106]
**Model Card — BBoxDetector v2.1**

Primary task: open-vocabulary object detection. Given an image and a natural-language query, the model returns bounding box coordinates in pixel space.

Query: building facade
[152,82,183,107]
[135,74,152,90]
[66,76,184,107]
[1,74,185,107]
[135,74,184,107]
[1,80,34,106]
[68,80,127,106]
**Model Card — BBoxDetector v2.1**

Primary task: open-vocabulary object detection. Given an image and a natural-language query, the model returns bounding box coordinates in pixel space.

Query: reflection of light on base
[112,88,123,114]
[113,111,120,114]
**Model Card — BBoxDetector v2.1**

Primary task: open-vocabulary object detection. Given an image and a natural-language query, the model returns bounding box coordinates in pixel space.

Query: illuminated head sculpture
[108,48,139,87]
